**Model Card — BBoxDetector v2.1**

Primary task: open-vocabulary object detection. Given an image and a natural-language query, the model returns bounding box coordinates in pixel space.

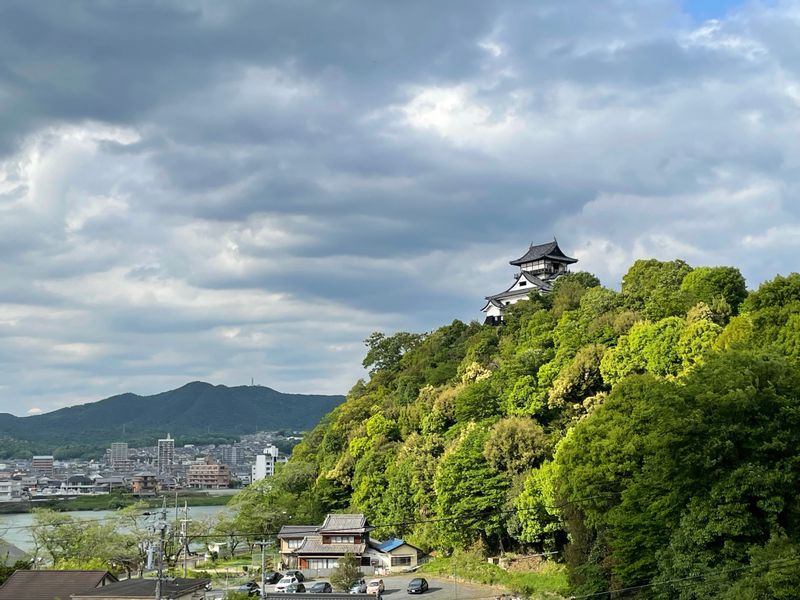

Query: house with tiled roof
[278,514,422,574]
[481,238,577,324]
[0,569,117,600]
[70,576,210,600]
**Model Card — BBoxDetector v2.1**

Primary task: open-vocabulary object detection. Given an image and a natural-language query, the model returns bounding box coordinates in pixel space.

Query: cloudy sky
[1,0,798,415]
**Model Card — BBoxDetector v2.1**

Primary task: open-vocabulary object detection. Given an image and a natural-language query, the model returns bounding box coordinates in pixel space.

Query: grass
[420,551,568,599]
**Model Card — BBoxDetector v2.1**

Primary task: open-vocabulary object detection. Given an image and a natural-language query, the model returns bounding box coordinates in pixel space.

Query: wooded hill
[0,381,344,458]
[251,260,800,598]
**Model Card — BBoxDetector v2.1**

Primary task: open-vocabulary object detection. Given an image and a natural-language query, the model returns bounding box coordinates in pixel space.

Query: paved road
[373,574,502,600]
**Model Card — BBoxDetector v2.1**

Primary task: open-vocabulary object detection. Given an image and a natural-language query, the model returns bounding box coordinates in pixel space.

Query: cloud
[0,0,799,414]
[27,408,42,415]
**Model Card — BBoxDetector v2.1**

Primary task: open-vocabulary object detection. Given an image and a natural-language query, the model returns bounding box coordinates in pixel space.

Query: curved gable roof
[510,240,577,266]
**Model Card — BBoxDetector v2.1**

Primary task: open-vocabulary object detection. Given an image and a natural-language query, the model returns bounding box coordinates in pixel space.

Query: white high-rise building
[157,434,175,474]
[251,445,285,481]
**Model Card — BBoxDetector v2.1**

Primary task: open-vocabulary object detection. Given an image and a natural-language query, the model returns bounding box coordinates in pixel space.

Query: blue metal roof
[377,538,406,552]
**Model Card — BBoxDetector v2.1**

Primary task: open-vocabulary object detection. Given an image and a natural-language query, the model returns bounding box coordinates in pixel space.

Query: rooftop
[318,513,369,533]
[509,239,577,267]
[296,535,366,556]
[0,570,117,600]
[71,577,210,598]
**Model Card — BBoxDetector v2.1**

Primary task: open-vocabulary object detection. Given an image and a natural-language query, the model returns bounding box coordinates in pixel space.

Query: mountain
[0,381,344,456]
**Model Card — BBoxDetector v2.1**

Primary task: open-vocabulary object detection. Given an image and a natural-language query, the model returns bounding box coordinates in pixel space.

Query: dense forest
[236,259,800,598]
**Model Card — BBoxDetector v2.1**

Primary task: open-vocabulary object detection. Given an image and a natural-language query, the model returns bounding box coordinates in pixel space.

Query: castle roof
[510,239,577,266]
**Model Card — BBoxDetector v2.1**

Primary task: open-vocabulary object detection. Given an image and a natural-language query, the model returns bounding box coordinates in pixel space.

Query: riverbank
[0,491,234,514]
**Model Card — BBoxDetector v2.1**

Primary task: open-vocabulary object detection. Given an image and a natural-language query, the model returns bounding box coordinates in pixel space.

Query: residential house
[70,577,211,600]
[0,570,117,600]
[62,475,101,495]
[365,538,422,573]
[0,478,21,502]
[278,514,423,575]
[130,472,158,496]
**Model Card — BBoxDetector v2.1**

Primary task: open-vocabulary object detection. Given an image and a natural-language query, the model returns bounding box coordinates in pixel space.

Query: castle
[481,239,577,324]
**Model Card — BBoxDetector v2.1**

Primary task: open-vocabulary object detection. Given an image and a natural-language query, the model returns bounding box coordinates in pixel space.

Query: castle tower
[481,239,577,324]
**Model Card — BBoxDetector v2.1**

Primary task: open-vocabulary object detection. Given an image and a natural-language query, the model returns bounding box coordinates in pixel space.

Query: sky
[1,0,799,416]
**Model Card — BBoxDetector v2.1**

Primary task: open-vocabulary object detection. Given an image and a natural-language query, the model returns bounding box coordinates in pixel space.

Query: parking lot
[252,575,502,600]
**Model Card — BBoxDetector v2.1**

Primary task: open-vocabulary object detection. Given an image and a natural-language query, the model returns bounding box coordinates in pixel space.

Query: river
[0,504,230,553]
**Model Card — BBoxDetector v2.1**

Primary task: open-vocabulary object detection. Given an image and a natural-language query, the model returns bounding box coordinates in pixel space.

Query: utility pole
[258,540,268,599]
[152,500,169,600]
[179,501,191,578]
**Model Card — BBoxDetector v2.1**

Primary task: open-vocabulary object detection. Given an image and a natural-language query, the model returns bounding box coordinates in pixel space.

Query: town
[0,431,296,504]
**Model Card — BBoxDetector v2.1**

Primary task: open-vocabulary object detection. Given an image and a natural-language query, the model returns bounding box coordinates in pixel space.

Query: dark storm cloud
[1,0,800,413]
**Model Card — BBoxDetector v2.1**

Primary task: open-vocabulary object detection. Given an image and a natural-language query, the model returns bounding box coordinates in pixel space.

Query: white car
[276,576,300,592]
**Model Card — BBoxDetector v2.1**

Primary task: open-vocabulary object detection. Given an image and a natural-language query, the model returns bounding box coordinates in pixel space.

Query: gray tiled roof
[296,535,366,556]
[278,525,318,539]
[318,513,368,533]
[510,240,577,266]
[0,570,117,600]
[71,577,210,598]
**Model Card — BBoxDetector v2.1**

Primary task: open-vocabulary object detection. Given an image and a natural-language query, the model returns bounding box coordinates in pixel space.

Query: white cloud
[1,0,800,414]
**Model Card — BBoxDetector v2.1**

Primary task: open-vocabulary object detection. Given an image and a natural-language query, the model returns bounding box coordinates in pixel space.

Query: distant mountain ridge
[0,381,344,456]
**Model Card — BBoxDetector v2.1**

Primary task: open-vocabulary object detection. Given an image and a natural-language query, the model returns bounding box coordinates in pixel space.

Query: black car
[235,581,261,597]
[407,578,429,594]
[284,570,306,582]
[284,583,307,593]
[309,582,333,593]
[264,571,284,584]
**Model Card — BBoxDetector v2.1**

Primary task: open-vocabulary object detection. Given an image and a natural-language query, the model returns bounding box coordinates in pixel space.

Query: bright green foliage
[677,318,722,370]
[621,259,693,320]
[515,461,562,547]
[502,375,543,416]
[483,416,549,475]
[434,424,509,549]
[30,509,140,573]
[362,331,425,374]
[454,378,501,422]
[555,351,800,596]
[680,266,747,315]
[741,273,800,312]
[550,271,601,318]
[548,344,607,411]
[231,259,800,599]
[329,553,363,591]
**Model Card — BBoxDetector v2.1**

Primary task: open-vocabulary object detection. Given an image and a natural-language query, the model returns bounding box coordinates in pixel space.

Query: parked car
[366,579,385,595]
[264,571,284,584]
[283,570,306,582]
[407,578,429,594]
[234,581,260,596]
[309,582,333,593]
[276,575,301,592]
[349,579,367,594]
[284,583,307,593]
